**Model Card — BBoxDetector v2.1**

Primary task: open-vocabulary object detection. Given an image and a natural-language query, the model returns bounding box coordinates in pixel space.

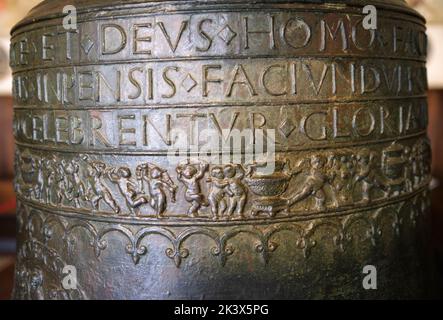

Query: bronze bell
[10,0,436,299]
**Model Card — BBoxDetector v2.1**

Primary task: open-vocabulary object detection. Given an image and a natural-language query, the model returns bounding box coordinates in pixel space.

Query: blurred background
[0,0,41,299]
[0,0,442,299]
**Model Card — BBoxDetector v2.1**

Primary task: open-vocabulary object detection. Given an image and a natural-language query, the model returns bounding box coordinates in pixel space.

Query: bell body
[11,0,434,299]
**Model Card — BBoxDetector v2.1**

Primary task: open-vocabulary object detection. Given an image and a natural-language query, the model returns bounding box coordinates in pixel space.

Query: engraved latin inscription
[14,100,427,151]
[10,11,427,69]
[12,59,428,107]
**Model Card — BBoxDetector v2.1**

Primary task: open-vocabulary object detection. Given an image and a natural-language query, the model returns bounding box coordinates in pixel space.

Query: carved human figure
[17,153,41,201]
[288,154,329,211]
[207,166,228,220]
[61,159,86,208]
[36,158,50,204]
[108,166,148,215]
[353,150,388,204]
[58,160,70,205]
[44,157,58,205]
[326,154,341,208]
[224,164,247,218]
[86,160,120,214]
[137,163,177,218]
[176,162,209,217]
[330,154,355,205]
[55,161,66,205]
[33,157,45,202]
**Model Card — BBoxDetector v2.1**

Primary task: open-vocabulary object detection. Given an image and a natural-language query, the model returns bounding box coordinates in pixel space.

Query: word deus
[12,60,427,106]
[14,101,427,151]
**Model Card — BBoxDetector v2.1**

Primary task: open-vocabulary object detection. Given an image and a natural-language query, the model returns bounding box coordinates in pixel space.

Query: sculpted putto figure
[353,149,388,204]
[55,158,66,205]
[33,157,45,202]
[328,153,355,206]
[224,164,247,219]
[108,166,149,215]
[44,156,58,205]
[176,161,209,217]
[84,159,120,214]
[61,159,86,208]
[288,155,329,211]
[137,163,177,218]
[207,166,229,220]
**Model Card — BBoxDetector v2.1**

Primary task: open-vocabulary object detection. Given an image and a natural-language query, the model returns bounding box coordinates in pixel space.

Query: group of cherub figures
[16,151,248,220]
[286,141,431,212]
[16,153,178,217]
[176,162,247,220]
[16,139,430,219]
[173,140,430,217]
[16,151,248,219]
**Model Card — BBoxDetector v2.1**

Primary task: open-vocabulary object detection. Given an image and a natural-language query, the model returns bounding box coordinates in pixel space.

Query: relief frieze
[14,138,432,221]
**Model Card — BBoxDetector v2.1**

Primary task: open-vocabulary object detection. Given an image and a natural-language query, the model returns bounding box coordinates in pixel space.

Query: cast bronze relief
[10,0,435,299]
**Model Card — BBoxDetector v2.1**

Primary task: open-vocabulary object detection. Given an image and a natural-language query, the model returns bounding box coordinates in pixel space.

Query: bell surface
[10,0,435,299]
